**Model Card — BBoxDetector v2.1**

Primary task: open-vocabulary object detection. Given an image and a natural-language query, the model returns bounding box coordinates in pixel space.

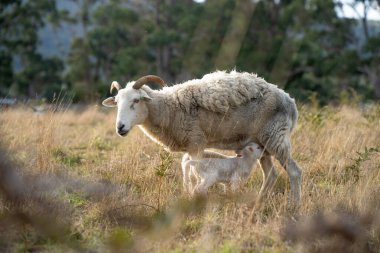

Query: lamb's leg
[187,149,204,195]
[189,167,201,196]
[219,183,227,194]
[230,180,240,193]
[181,153,191,193]
[258,153,278,201]
[192,178,203,195]
[193,177,214,195]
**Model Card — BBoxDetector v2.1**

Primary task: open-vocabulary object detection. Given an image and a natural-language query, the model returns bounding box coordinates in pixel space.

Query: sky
[338,0,380,20]
[193,0,380,21]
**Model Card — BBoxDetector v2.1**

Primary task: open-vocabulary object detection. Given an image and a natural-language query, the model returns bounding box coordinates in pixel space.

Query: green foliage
[1,0,380,104]
[363,103,380,123]
[90,136,112,151]
[301,105,337,128]
[16,55,64,98]
[68,192,88,208]
[218,241,240,253]
[345,146,380,182]
[52,148,82,166]
[107,227,134,252]
[0,0,65,99]
[156,150,174,177]
[0,51,13,96]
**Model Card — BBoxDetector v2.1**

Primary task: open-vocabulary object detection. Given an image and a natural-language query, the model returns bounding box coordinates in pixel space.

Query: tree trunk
[361,0,369,40]
[365,67,380,98]
[155,0,175,83]
[372,72,380,98]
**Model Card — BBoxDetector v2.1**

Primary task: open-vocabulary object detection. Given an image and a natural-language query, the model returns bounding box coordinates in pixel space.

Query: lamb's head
[236,142,263,159]
[102,75,166,137]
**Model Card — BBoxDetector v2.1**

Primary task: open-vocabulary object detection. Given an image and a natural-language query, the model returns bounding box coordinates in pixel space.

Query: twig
[106,203,159,215]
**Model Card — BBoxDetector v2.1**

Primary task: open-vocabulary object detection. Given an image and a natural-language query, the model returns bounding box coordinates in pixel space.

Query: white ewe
[102,70,302,204]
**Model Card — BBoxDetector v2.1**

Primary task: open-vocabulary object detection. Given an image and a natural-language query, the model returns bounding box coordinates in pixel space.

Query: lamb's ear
[102,97,117,107]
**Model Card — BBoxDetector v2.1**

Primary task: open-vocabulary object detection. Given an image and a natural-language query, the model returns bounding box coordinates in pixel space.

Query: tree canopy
[0,0,379,104]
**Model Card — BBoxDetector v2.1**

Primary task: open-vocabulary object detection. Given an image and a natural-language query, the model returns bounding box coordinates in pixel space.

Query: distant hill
[352,19,380,47]
[37,1,83,59]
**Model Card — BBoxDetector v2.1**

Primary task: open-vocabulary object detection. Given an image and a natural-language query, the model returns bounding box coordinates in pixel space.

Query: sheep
[181,142,263,195]
[102,70,302,204]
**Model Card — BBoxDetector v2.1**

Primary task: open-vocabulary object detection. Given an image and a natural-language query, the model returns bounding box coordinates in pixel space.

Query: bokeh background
[2,1,380,252]
[1,0,379,104]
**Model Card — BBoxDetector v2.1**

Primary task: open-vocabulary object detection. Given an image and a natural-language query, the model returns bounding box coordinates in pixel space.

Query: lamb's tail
[181,154,199,170]
[181,153,191,167]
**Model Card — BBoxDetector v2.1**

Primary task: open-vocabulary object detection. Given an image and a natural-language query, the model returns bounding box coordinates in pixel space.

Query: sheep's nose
[117,123,128,136]
[117,123,125,131]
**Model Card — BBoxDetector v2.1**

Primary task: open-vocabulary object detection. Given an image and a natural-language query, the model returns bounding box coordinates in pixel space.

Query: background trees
[0,0,65,98]
[0,0,379,104]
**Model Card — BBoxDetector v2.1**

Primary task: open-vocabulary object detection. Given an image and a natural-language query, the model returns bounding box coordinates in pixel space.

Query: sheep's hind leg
[281,155,302,205]
[258,153,278,202]
[273,138,302,205]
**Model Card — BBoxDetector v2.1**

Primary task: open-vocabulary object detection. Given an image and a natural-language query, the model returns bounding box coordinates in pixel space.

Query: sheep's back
[171,71,274,114]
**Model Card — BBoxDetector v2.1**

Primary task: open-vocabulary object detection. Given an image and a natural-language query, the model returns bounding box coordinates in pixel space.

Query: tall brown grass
[1,103,380,252]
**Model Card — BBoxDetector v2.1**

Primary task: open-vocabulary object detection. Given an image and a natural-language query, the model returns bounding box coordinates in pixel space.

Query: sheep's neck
[139,89,178,150]
[236,157,256,173]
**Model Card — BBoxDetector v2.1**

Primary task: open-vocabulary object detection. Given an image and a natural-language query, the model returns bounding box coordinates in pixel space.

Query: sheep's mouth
[118,131,129,137]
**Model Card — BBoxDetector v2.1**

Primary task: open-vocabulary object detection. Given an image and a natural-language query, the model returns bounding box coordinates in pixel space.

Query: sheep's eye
[130,99,140,109]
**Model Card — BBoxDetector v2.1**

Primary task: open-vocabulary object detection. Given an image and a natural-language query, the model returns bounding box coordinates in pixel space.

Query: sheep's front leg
[258,153,278,201]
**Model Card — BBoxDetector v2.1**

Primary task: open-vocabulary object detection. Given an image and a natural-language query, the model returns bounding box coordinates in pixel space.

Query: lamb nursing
[182,142,263,195]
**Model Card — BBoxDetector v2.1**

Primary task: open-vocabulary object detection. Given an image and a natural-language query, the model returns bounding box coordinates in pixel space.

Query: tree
[67,0,145,100]
[0,0,65,98]
[338,0,380,98]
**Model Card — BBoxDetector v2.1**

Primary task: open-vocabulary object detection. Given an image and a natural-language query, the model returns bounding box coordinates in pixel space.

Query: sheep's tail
[290,104,298,133]
[287,98,299,134]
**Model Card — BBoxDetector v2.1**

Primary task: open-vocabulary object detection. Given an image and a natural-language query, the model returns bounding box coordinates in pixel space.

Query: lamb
[182,142,263,195]
[102,70,302,204]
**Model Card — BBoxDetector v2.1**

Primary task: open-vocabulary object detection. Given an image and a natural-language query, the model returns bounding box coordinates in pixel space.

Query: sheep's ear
[102,97,117,107]
[140,91,152,102]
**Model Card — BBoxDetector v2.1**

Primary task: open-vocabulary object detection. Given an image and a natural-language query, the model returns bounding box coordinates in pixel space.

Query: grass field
[1,102,380,252]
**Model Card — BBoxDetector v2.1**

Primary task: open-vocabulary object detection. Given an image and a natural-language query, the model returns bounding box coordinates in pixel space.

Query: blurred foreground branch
[0,147,79,251]
[282,211,380,253]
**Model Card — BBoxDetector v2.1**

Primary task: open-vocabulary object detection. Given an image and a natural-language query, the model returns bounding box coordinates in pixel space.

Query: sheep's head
[102,75,166,137]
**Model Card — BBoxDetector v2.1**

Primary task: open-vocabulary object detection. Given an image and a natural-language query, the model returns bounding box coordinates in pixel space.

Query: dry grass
[1,103,380,252]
